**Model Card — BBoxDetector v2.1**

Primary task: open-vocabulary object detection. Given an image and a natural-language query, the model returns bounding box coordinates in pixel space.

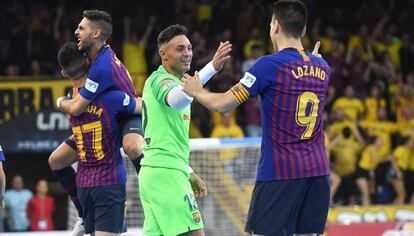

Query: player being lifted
[49,10,143,236]
[58,42,142,236]
[182,1,329,235]
[139,24,231,236]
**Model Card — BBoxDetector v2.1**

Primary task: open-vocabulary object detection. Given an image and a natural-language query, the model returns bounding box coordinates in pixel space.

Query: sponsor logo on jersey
[85,78,99,93]
[240,72,256,88]
[123,93,130,106]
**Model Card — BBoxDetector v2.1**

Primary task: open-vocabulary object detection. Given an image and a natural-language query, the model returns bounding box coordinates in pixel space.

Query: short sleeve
[150,75,180,104]
[79,65,112,101]
[116,92,137,115]
[240,57,269,98]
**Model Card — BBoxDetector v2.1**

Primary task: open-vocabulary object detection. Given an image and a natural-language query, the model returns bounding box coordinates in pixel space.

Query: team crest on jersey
[240,72,256,88]
[192,212,201,223]
[123,93,130,106]
[85,78,99,93]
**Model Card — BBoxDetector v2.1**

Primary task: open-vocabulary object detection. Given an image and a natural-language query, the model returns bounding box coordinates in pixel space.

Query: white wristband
[120,148,129,158]
[199,61,218,85]
[188,166,194,174]
[56,97,65,108]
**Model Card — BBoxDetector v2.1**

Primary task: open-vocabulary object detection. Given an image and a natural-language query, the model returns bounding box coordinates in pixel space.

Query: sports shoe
[72,217,85,236]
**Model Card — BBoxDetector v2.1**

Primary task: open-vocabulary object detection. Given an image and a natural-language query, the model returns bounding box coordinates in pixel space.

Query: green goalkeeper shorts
[138,166,204,236]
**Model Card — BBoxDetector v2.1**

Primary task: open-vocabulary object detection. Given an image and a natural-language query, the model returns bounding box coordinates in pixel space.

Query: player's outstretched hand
[182,72,202,97]
[312,41,322,58]
[212,41,232,71]
[190,172,208,197]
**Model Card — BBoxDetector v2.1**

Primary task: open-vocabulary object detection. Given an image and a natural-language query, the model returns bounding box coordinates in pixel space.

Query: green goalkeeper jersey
[141,65,191,175]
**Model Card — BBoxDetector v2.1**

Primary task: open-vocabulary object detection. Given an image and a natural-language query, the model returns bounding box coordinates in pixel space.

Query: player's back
[247,48,330,180]
[70,89,136,187]
[79,45,137,101]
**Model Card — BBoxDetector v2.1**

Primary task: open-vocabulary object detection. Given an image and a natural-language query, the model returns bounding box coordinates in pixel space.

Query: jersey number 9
[295,91,320,139]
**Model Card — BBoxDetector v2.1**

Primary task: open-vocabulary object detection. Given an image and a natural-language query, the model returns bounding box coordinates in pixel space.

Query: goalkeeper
[140,24,231,236]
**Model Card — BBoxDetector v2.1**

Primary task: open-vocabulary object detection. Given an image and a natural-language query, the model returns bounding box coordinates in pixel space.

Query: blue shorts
[78,184,126,234]
[245,175,330,236]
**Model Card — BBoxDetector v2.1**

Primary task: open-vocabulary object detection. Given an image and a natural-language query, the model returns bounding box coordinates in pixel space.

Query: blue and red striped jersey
[79,45,137,101]
[69,90,136,187]
[240,48,330,181]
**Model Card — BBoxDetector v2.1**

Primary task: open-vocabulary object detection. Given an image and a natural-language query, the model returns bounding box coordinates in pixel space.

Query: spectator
[332,85,365,121]
[360,108,398,160]
[331,127,363,204]
[211,112,244,138]
[356,136,383,206]
[122,15,156,95]
[243,97,261,137]
[241,44,263,74]
[4,175,32,232]
[27,179,55,231]
[389,138,413,204]
[364,84,386,121]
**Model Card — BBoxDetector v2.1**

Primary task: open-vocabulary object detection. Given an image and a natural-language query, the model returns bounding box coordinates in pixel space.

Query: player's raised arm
[182,72,241,113]
[165,41,232,111]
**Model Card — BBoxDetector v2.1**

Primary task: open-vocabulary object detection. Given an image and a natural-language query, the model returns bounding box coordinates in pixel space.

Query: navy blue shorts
[120,114,143,136]
[245,175,330,236]
[78,184,126,234]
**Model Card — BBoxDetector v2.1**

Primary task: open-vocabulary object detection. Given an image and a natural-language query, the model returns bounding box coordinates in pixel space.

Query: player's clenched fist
[182,71,202,97]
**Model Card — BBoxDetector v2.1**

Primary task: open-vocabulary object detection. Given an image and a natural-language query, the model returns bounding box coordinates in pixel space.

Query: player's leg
[120,115,144,174]
[388,165,405,205]
[49,136,83,217]
[78,187,95,236]
[294,176,330,235]
[91,185,126,236]
[245,179,309,236]
[139,167,204,236]
[330,172,341,203]
[49,136,85,236]
[355,168,371,205]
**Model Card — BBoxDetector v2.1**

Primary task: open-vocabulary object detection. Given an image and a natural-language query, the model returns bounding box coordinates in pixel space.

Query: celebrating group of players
[51,1,332,236]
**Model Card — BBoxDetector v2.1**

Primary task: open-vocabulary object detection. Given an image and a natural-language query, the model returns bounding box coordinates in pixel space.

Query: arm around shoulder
[58,94,91,116]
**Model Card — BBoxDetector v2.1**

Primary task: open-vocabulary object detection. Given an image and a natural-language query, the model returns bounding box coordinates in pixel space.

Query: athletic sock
[53,166,83,216]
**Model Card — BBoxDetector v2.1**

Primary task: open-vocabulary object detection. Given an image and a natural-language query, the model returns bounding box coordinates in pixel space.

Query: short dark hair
[58,42,87,79]
[272,0,307,38]
[83,10,112,41]
[157,24,188,48]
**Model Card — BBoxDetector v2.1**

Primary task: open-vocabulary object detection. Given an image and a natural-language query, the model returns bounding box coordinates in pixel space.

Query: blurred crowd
[1,175,54,232]
[0,0,414,213]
